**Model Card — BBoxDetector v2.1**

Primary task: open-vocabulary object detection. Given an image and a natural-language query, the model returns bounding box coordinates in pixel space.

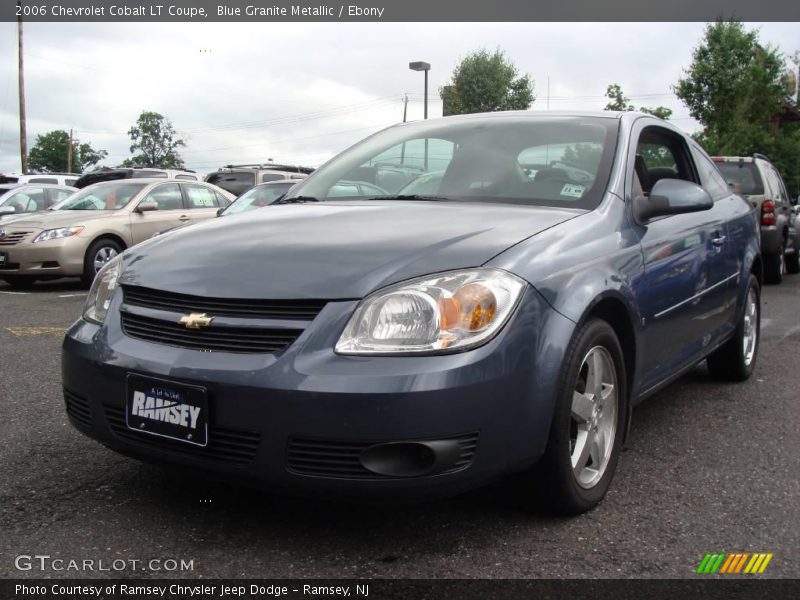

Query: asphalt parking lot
[0,275,798,579]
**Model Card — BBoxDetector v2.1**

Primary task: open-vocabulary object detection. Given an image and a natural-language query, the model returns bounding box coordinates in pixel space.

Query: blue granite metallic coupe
[63,112,760,514]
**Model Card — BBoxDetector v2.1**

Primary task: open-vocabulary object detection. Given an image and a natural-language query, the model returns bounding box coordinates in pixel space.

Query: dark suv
[713,154,799,282]
[205,164,313,196]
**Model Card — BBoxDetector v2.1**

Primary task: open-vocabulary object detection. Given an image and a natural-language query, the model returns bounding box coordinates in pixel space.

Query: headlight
[33,226,84,243]
[83,255,122,324]
[335,269,527,355]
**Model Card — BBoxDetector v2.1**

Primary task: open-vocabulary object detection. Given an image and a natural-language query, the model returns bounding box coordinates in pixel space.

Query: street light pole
[409,61,431,119]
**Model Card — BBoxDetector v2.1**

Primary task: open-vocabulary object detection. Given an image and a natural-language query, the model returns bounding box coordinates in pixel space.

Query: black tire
[2,275,37,289]
[82,238,123,286]
[786,248,800,274]
[763,250,785,284]
[528,319,627,515]
[707,274,760,382]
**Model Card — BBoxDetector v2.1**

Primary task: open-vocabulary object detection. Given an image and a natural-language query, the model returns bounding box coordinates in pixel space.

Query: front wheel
[706,274,760,381]
[528,319,627,515]
[82,239,123,286]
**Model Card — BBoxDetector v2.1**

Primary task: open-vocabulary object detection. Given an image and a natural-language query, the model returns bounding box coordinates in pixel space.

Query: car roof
[1,182,75,189]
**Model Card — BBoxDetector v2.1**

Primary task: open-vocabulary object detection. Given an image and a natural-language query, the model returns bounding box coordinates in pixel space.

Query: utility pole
[17,0,29,174]
[67,129,73,173]
[402,94,408,123]
[547,76,550,110]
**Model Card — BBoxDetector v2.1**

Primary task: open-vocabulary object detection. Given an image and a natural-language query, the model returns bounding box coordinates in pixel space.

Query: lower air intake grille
[104,405,260,466]
[287,432,480,479]
[64,388,92,429]
[120,311,302,354]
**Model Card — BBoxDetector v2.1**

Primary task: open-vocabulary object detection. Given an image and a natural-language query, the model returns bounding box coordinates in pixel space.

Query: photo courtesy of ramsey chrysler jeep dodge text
[62,112,761,514]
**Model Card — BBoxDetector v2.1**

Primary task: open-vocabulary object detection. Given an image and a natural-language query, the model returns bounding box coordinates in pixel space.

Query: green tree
[439,49,534,115]
[604,83,672,119]
[675,21,787,155]
[604,84,634,111]
[123,111,186,168]
[640,106,673,120]
[27,130,107,173]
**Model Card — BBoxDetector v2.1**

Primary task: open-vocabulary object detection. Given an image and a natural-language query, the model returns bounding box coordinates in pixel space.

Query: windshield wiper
[366,194,452,201]
[274,196,321,205]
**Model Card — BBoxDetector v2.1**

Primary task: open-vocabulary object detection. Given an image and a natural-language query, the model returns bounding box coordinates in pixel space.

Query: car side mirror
[136,201,159,213]
[0,206,16,215]
[634,179,713,223]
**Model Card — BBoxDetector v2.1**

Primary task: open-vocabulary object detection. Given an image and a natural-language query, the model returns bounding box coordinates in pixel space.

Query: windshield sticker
[560,184,585,198]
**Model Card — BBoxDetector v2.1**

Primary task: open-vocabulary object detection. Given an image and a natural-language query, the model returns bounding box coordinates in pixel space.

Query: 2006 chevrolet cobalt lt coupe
[62,112,761,514]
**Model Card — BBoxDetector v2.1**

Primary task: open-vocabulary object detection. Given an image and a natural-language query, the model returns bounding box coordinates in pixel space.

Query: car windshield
[715,161,765,195]
[56,182,148,210]
[286,116,619,209]
[222,182,294,216]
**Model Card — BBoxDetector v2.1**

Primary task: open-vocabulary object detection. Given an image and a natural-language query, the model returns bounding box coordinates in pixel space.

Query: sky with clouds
[0,21,797,175]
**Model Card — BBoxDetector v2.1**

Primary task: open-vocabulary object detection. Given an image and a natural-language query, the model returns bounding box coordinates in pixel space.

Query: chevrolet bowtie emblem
[179,313,214,329]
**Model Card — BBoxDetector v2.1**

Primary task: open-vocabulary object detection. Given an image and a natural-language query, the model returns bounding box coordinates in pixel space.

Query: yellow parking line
[5,326,68,337]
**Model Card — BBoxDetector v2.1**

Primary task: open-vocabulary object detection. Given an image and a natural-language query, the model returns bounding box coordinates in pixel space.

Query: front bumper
[61,289,574,499]
[0,235,87,276]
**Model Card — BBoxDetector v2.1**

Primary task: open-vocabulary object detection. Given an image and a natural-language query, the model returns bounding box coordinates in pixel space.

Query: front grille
[0,231,31,246]
[64,388,93,429]
[120,311,302,354]
[123,285,327,320]
[0,262,20,270]
[104,405,260,466]
[287,432,480,479]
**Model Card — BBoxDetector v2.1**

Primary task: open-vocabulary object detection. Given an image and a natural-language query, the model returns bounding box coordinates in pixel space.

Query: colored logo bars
[696,552,773,574]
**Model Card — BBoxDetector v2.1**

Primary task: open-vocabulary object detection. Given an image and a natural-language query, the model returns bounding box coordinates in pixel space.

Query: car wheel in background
[785,248,800,274]
[2,275,38,289]
[764,246,785,284]
[528,319,627,515]
[707,274,760,382]
[82,239,123,285]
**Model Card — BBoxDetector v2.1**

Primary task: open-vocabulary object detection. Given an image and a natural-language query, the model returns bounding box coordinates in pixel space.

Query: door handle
[179,215,191,222]
[711,235,726,247]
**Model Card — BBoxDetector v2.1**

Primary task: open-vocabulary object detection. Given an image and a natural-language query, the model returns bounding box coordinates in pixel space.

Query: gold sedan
[0,179,234,287]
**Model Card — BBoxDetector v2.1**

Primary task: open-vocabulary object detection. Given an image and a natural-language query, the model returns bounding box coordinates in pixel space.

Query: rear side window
[133,170,168,179]
[260,173,285,183]
[716,162,764,195]
[184,184,219,208]
[692,149,730,200]
[29,177,58,184]
[65,178,77,186]
[175,174,197,180]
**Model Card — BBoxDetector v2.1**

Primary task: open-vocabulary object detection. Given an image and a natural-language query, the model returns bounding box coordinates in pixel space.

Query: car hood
[4,210,121,229]
[122,201,583,299]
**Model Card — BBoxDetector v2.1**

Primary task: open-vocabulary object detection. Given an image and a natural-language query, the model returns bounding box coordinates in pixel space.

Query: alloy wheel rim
[93,247,118,273]
[570,345,618,489]
[742,287,758,367]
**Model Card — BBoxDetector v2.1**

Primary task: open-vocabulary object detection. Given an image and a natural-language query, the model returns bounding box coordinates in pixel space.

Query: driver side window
[142,184,183,210]
[633,126,697,198]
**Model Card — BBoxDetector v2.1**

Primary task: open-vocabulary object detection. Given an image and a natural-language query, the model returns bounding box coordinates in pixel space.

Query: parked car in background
[74,167,203,189]
[0,173,80,186]
[205,163,313,196]
[713,154,798,281]
[0,179,233,287]
[0,184,78,220]
[64,112,760,515]
[218,180,298,216]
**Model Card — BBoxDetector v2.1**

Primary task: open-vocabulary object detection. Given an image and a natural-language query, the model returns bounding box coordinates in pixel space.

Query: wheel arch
[574,292,638,443]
